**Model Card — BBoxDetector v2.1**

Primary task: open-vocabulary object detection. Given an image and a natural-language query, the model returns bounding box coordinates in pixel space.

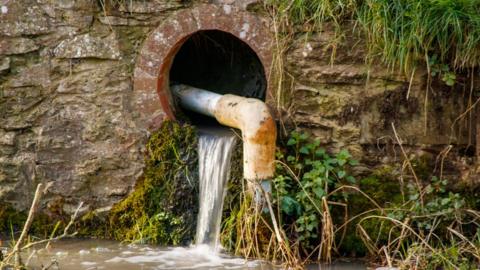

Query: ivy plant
[273,131,358,251]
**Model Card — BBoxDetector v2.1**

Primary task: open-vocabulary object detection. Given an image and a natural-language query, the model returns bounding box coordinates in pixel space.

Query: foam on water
[106,244,252,269]
[18,240,269,270]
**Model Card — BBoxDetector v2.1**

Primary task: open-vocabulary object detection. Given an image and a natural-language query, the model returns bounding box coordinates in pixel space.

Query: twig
[358,215,458,270]
[319,197,333,262]
[41,259,58,270]
[391,123,424,206]
[13,184,43,268]
[21,202,83,251]
[1,183,83,270]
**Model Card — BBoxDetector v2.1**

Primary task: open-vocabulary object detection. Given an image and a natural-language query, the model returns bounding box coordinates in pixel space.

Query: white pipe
[171,85,221,118]
[171,84,276,180]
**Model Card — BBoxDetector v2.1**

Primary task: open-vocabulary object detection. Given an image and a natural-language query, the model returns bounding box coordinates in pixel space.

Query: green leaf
[299,133,309,141]
[425,185,434,194]
[313,187,325,198]
[281,196,302,216]
[299,146,310,154]
[337,149,351,159]
[337,170,346,179]
[346,175,356,184]
[442,72,456,86]
[296,217,305,225]
[287,138,296,146]
[441,198,450,206]
[349,159,359,166]
[315,148,326,157]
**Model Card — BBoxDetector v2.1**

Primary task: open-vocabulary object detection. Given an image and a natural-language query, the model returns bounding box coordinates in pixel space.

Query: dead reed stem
[11,184,43,269]
[0,183,83,270]
[391,123,424,206]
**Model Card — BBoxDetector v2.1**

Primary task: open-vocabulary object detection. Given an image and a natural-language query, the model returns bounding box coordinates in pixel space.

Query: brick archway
[133,4,273,131]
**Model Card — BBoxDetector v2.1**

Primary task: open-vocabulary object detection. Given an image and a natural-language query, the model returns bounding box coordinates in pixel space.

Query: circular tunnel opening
[169,30,267,125]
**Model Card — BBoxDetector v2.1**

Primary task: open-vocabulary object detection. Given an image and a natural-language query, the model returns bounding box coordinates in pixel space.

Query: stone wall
[0,0,477,215]
[0,0,188,214]
[287,25,478,180]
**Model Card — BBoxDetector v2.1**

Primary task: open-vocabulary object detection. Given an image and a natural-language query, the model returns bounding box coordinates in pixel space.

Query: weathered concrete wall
[0,0,477,215]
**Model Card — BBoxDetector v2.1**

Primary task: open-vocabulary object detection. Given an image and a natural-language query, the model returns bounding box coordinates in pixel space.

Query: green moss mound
[106,121,199,245]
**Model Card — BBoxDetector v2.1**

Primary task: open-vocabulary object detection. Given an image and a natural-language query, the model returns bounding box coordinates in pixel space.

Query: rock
[0,57,10,72]
[98,16,152,26]
[0,38,38,55]
[298,64,369,85]
[46,0,97,11]
[118,0,182,13]
[0,130,16,146]
[60,10,94,28]
[5,63,51,88]
[98,16,129,26]
[294,83,355,118]
[0,1,51,36]
[211,0,262,10]
[53,33,121,59]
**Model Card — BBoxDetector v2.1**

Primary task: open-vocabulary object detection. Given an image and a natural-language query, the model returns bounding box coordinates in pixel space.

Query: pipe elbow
[171,84,277,180]
[214,95,276,180]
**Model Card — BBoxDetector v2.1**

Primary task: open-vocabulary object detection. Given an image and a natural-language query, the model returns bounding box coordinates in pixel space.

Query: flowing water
[196,127,237,251]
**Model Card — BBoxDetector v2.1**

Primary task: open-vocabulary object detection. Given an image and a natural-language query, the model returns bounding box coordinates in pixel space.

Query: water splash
[196,127,237,252]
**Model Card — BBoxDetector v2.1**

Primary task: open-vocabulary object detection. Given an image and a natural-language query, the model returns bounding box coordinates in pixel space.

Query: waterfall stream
[196,127,237,252]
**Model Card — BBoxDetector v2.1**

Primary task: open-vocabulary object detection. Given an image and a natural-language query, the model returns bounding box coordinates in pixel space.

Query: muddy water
[18,239,265,270]
[6,239,366,270]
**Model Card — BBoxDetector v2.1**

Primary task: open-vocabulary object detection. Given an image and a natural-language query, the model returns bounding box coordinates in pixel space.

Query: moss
[338,165,404,256]
[104,121,199,245]
[75,210,109,239]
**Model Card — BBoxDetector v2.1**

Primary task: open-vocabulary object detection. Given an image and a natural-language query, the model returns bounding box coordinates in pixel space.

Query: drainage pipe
[171,84,276,180]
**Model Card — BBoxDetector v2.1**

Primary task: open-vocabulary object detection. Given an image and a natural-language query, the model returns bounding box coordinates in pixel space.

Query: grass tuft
[267,0,480,73]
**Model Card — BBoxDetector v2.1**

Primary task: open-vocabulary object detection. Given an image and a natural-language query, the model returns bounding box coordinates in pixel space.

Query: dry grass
[0,184,82,270]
